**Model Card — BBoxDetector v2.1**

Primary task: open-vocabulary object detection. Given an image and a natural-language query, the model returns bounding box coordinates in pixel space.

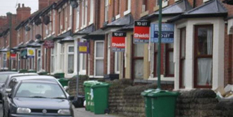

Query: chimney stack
[22,4,24,8]
[18,4,20,8]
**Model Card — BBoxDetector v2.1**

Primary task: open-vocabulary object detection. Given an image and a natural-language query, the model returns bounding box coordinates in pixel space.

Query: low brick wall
[107,80,233,117]
[68,75,89,96]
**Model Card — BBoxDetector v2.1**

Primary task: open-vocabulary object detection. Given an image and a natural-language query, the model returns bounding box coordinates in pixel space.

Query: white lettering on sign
[134,33,149,38]
[112,43,125,47]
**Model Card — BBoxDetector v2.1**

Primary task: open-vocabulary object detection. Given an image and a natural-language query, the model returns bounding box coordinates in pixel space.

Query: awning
[102,14,134,30]
[53,30,73,41]
[82,29,105,40]
[117,23,134,31]
[73,24,95,36]
[59,36,74,43]
[27,40,41,48]
[18,40,34,49]
[12,42,24,51]
[148,0,192,19]
[168,0,228,22]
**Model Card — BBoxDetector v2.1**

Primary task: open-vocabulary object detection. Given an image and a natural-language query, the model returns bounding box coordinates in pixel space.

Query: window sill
[154,6,159,11]
[89,21,93,25]
[67,27,71,30]
[92,76,104,78]
[140,10,149,18]
[115,14,120,19]
[124,10,131,16]
[75,28,80,33]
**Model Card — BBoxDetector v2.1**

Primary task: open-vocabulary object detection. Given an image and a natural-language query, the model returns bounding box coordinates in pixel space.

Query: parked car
[3,79,74,117]
[0,72,18,101]
[1,73,38,104]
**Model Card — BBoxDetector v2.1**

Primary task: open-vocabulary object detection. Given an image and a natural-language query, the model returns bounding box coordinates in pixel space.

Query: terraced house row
[0,0,233,90]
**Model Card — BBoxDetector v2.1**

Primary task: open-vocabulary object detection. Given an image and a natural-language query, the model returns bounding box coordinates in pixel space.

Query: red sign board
[134,21,150,43]
[43,40,54,48]
[10,53,17,59]
[111,32,126,52]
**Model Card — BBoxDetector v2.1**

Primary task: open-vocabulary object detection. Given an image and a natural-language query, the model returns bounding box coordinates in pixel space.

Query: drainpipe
[193,0,196,8]
[7,12,12,70]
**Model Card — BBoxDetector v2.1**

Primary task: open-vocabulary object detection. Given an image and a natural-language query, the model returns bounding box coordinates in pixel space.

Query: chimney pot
[22,4,24,7]
[18,3,20,8]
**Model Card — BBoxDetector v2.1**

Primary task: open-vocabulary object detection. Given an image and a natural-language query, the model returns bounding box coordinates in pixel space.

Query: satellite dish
[43,15,50,25]
[35,18,42,25]
[35,34,42,39]
[70,0,78,8]
[25,26,31,31]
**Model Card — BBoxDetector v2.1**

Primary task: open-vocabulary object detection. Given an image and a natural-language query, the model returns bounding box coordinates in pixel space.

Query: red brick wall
[89,40,94,76]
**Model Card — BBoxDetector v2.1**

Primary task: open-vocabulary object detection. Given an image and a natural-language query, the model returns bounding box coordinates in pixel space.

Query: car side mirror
[68,96,74,100]
[5,88,12,94]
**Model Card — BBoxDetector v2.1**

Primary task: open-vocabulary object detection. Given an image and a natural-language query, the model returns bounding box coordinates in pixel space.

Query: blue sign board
[150,23,174,43]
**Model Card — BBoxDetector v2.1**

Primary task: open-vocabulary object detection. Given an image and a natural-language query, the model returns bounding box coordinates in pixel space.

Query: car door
[4,80,17,117]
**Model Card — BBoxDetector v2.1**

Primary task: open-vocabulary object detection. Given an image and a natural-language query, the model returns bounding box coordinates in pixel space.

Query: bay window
[194,25,213,88]
[165,44,174,77]
[105,0,109,22]
[94,41,104,77]
[76,6,80,30]
[180,28,186,88]
[68,46,74,74]
[51,48,55,73]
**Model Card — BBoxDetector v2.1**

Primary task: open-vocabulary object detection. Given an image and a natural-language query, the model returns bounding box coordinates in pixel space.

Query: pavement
[74,108,121,117]
[0,104,119,117]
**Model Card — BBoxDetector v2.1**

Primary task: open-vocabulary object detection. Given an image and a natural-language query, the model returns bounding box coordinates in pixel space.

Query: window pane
[181,60,186,87]
[197,27,213,55]
[197,58,212,86]
[96,60,104,76]
[134,59,143,79]
[181,28,186,57]
[37,58,41,71]
[68,54,74,73]
[168,52,174,75]
[69,46,74,52]
[96,42,104,57]
[134,44,144,57]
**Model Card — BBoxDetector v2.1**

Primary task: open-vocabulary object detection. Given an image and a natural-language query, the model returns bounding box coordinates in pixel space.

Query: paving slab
[74,108,121,117]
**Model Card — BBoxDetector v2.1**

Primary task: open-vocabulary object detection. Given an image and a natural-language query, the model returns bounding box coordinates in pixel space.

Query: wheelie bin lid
[83,80,99,86]
[141,89,155,97]
[91,82,109,88]
[148,90,180,97]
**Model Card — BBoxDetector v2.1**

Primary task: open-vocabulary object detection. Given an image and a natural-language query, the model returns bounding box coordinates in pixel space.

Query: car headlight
[58,109,71,115]
[17,108,31,114]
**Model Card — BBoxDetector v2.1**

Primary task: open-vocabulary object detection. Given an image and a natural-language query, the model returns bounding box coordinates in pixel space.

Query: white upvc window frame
[37,49,41,71]
[44,48,47,71]
[94,41,105,78]
[53,10,56,34]
[65,7,68,30]
[89,0,94,24]
[17,52,20,70]
[67,45,75,74]
[81,0,85,28]
[76,6,80,31]
[50,48,55,73]
[105,0,109,22]
[84,0,88,26]
[115,52,120,74]
[60,44,64,71]
[79,39,87,75]
[69,5,72,30]
[203,0,209,2]
[124,0,131,15]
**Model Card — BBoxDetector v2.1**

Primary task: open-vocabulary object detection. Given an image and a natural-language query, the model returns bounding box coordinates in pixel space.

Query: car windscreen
[15,82,66,99]
[0,74,13,83]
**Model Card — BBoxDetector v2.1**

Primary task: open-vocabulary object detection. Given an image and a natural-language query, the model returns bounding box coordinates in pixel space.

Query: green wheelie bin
[91,82,109,114]
[141,89,155,117]
[58,78,69,87]
[148,90,180,117]
[83,81,99,111]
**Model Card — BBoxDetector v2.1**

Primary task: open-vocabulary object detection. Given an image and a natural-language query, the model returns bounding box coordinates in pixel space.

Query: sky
[0,0,38,16]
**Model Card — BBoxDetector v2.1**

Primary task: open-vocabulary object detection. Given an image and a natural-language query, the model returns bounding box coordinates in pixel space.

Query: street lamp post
[156,0,163,90]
